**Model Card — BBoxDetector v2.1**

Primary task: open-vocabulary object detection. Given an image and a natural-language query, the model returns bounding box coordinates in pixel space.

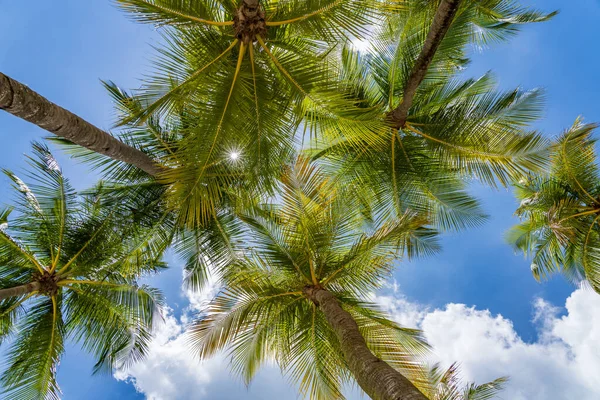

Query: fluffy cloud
[114,274,299,400]
[116,282,600,400]
[377,286,600,400]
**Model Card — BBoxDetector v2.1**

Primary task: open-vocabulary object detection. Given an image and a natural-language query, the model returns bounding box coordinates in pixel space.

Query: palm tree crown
[0,144,165,399]
[107,0,389,228]
[313,1,554,233]
[190,157,438,399]
[509,120,600,292]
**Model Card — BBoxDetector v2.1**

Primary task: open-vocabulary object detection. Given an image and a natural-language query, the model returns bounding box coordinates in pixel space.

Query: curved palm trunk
[0,281,41,301]
[303,286,427,400]
[390,0,461,129]
[0,72,163,177]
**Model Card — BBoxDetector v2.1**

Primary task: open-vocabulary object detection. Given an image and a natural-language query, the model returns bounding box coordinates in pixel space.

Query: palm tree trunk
[389,0,461,129]
[303,286,427,400]
[0,72,163,177]
[0,281,41,301]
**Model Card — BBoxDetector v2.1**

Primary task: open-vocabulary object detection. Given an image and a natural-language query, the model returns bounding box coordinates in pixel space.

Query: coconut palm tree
[108,0,385,228]
[0,73,163,177]
[0,143,168,399]
[312,0,554,232]
[189,157,439,400]
[508,120,600,293]
[421,363,507,400]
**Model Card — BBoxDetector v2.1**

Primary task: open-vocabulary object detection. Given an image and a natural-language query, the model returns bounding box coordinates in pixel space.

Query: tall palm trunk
[303,286,427,400]
[390,0,461,129]
[0,72,163,177]
[0,281,41,301]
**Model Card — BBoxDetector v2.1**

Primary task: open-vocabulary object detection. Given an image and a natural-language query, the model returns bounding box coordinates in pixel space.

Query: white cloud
[116,282,600,400]
[376,286,600,400]
[114,311,212,400]
[114,273,298,400]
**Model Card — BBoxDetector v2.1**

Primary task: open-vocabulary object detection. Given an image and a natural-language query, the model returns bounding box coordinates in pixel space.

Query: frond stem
[198,41,246,178]
[139,39,239,123]
[265,0,344,26]
[0,231,45,273]
[249,44,262,160]
[58,280,125,288]
[50,295,58,359]
[0,291,37,316]
[558,209,600,224]
[136,1,234,26]
[404,123,513,161]
[56,213,114,275]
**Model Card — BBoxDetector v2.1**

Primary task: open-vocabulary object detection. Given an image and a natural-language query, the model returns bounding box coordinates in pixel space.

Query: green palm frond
[471,0,557,47]
[116,0,236,27]
[508,120,600,292]
[96,0,556,232]
[0,144,168,397]
[263,0,381,40]
[421,362,507,400]
[315,46,548,233]
[64,283,163,374]
[1,296,65,400]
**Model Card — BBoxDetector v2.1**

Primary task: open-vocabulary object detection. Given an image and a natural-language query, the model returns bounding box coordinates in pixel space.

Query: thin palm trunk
[0,281,40,301]
[389,0,461,129]
[0,72,163,177]
[303,286,427,400]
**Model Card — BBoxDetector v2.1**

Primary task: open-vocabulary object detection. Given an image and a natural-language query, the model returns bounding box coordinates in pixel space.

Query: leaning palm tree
[190,157,439,400]
[0,73,163,176]
[420,363,507,400]
[0,143,166,399]
[508,120,600,293]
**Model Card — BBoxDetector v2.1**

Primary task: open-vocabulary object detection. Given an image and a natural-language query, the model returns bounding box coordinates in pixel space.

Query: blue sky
[1,1,600,399]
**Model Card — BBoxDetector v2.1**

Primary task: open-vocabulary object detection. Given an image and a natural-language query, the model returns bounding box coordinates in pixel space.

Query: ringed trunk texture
[390,0,461,129]
[0,72,163,177]
[303,286,427,400]
[0,281,41,301]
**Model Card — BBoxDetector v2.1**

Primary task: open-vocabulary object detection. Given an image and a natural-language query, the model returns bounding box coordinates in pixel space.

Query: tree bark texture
[390,0,462,129]
[0,72,163,177]
[303,286,427,400]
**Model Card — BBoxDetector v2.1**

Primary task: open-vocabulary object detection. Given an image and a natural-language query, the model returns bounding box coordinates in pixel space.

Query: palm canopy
[312,0,554,232]
[189,157,438,399]
[0,143,165,399]
[508,120,600,293]
[102,0,554,231]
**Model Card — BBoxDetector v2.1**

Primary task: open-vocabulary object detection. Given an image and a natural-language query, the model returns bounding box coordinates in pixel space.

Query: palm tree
[421,363,507,400]
[508,120,600,293]
[313,1,554,232]
[0,72,163,177]
[0,143,167,399]
[106,0,392,228]
[189,157,439,400]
